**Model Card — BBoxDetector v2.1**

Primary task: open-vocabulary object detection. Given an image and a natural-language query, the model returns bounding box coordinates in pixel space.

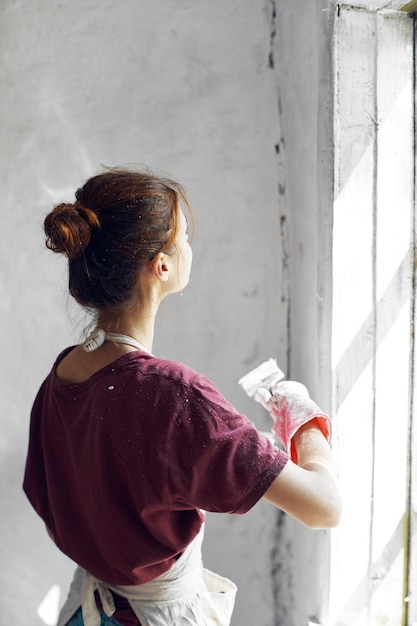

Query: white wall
[330,7,415,625]
[0,1,291,625]
[270,3,417,625]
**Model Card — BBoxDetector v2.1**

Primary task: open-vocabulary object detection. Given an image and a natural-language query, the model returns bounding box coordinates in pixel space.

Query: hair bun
[44,202,100,259]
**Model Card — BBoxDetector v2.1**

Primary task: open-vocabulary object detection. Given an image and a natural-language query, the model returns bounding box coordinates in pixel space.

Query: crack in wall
[270,511,296,625]
[268,0,277,69]
[274,135,291,378]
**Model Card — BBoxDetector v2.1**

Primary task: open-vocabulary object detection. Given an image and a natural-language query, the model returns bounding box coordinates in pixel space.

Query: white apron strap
[81,571,116,626]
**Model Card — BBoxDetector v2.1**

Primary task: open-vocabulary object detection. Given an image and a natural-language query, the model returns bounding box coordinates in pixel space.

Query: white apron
[57,526,237,626]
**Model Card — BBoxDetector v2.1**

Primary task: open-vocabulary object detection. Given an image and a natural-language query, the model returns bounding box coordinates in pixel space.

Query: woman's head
[44,167,193,313]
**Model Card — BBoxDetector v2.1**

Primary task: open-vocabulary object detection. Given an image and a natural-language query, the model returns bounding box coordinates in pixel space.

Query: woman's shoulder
[130,353,212,391]
[120,353,231,406]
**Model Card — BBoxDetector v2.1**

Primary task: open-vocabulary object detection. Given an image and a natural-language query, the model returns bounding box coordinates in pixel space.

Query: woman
[23,167,341,626]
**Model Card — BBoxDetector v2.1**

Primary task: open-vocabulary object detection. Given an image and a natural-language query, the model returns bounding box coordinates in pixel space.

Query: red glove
[259,381,332,464]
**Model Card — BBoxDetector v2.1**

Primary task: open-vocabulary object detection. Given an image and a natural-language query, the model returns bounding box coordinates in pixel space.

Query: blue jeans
[66,607,121,625]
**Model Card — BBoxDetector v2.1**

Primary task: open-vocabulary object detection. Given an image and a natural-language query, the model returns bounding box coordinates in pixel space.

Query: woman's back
[24,347,286,586]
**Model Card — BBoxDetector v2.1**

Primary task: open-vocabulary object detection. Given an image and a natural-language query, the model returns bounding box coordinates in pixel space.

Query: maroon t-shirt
[24,350,287,618]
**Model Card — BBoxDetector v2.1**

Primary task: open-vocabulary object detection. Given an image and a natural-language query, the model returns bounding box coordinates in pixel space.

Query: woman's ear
[152,252,170,282]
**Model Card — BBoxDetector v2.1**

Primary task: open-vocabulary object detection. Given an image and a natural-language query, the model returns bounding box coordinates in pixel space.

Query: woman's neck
[97,302,158,354]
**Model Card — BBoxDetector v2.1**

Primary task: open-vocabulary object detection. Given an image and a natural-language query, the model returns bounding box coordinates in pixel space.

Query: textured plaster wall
[270,1,335,624]
[0,1,292,625]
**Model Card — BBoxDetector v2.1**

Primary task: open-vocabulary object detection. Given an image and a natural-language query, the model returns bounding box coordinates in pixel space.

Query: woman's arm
[263,421,342,529]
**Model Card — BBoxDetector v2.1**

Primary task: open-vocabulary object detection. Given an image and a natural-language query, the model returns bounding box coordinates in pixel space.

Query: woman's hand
[264,381,332,464]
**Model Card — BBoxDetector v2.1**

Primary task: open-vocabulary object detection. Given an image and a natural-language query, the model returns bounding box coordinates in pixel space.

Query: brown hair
[44,167,193,312]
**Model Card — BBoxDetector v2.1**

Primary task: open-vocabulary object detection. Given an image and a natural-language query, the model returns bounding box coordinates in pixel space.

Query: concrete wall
[0,1,295,625]
[269,2,336,624]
